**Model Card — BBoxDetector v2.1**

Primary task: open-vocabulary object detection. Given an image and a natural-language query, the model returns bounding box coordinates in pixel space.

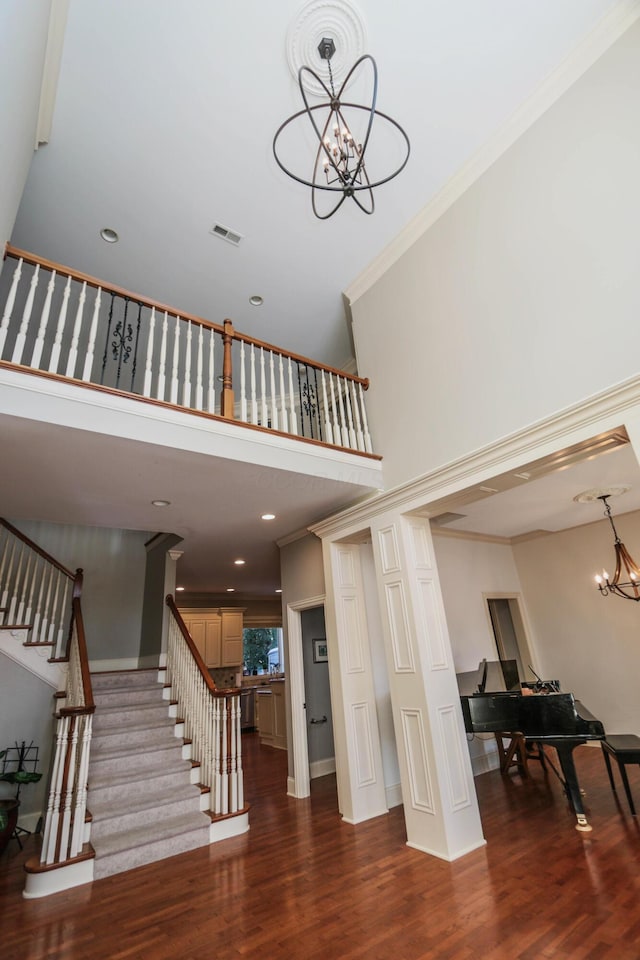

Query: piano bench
[601,735,640,816]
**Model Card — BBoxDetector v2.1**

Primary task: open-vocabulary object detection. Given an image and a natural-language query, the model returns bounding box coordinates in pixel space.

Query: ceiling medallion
[286,0,367,97]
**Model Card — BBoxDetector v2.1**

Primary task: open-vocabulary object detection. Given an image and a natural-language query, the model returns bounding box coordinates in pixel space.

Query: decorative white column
[369,509,484,860]
[322,541,388,824]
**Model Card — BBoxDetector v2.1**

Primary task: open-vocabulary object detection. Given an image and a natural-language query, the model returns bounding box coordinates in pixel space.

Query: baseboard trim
[310,757,336,779]
[385,781,403,809]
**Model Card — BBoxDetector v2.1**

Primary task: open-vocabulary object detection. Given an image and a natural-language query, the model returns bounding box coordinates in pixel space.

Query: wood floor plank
[1,739,640,959]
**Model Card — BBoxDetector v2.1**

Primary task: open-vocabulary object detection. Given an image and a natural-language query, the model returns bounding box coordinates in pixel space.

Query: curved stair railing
[165,596,246,818]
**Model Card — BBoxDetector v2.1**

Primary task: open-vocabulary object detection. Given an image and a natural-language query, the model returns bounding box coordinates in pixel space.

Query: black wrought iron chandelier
[273,38,410,219]
[594,495,640,600]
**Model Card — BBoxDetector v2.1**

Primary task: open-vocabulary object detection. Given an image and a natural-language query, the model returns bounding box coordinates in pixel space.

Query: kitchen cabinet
[255,680,286,750]
[180,607,245,668]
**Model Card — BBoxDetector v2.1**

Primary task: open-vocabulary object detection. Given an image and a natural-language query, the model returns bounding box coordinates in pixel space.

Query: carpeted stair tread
[90,782,200,821]
[90,785,203,839]
[88,760,192,793]
[90,737,183,764]
[92,811,210,875]
[91,717,177,743]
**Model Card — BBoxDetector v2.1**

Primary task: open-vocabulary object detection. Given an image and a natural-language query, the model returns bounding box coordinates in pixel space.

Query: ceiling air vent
[210,223,244,246]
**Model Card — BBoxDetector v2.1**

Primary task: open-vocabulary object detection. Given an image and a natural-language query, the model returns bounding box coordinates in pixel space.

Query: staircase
[89,669,211,880]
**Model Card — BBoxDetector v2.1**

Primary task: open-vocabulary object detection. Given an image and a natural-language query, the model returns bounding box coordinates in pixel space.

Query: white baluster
[321,370,333,444]
[143,307,156,397]
[16,550,32,623]
[41,715,68,864]
[287,357,298,435]
[11,263,40,364]
[207,327,215,412]
[170,315,181,404]
[182,320,192,407]
[358,382,373,453]
[38,564,54,644]
[64,280,86,377]
[343,377,357,449]
[239,340,247,422]
[260,348,268,427]
[278,355,288,434]
[1,537,18,612]
[269,351,278,431]
[31,558,47,646]
[350,380,365,451]
[328,373,341,446]
[24,553,40,625]
[47,570,62,651]
[48,275,71,374]
[7,543,24,623]
[82,286,102,382]
[0,257,23,357]
[157,311,168,401]
[31,269,56,370]
[195,324,204,410]
[59,715,79,859]
[336,375,350,447]
[70,714,92,857]
[250,345,258,424]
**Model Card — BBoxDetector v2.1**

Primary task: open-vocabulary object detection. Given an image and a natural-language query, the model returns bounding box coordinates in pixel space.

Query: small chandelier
[594,494,640,600]
[273,38,410,219]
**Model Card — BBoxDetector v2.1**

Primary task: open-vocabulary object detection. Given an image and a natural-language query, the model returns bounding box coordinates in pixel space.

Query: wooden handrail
[0,517,76,581]
[4,245,367,387]
[66,595,94,712]
[166,594,217,693]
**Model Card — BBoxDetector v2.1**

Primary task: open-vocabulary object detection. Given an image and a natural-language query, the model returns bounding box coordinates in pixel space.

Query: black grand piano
[460,661,605,831]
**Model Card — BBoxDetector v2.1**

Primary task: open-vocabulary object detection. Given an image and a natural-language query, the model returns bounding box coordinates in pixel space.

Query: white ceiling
[4,0,630,594]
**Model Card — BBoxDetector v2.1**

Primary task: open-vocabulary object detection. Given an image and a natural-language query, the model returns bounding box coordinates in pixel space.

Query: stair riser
[91,794,202,840]
[92,671,159,690]
[88,769,192,805]
[91,725,177,752]
[90,745,184,777]
[93,705,170,731]
[93,824,210,881]
[94,688,163,707]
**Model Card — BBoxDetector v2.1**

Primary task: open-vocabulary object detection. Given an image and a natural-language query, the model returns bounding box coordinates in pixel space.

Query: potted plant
[0,749,42,855]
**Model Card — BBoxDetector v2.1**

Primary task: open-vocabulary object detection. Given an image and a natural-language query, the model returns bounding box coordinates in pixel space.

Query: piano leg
[552,742,592,832]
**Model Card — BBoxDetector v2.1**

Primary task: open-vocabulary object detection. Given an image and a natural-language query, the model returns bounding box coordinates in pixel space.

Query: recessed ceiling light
[100,227,119,243]
[234,559,245,566]
[227,587,235,592]
[176,586,185,592]
[275,588,282,594]
[261,513,276,521]
[249,295,263,306]
[151,499,171,507]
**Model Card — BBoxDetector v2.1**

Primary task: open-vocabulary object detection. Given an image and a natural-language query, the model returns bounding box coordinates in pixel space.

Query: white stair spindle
[328,373,341,446]
[39,564,54,644]
[11,263,40,364]
[41,715,69,864]
[250,345,258,424]
[321,370,333,444]
[48,275,72,373]
[170,315,181,405]
[32,269,56,369]
[260,348,268,427]
[31,556,47,640]
[278,354,288,434]
[143,306,156,397]
[70,715,92,858]
[336,375,350,447]
[24,553,39,624]
[182,320,192,407]
[195,324,204,410]
[0,256,23,357]
[82,286,102,382]
[207,327,215,412]
[343,377,357,449]
[65,280,86,377]
[287,357,298,435]
[269,350,278,431]
[55,578,71,658]
[16,550,32,623]
[239,340,247,422]
[157,311,168,401]
[351,380,365,451]
[358,382,373,453]
[7,543,24,623]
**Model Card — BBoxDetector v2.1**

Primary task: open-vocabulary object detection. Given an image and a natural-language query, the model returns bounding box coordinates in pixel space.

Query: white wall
[0,1,51,258]
[351,21,640,490]
[11,518,149,662]
[512,511,640,735]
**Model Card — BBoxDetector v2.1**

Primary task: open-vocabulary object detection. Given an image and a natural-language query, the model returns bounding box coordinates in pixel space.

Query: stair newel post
[0,255,22,357]
[11,263,39,364]
[221,319,235,419]
[32,268,56,369]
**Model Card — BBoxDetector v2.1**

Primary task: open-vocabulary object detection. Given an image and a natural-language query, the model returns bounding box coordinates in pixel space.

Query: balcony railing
[0,246,375,456]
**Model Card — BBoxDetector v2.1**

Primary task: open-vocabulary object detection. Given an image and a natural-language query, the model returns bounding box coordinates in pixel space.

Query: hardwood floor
[2,736,640,960]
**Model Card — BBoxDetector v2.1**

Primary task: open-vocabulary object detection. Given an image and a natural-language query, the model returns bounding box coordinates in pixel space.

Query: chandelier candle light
[273,37,410,219]
[580,488,640,601]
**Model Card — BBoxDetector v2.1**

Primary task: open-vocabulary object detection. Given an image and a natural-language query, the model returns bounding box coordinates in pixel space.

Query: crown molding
[344,0,640,307]
[309,371,640,540]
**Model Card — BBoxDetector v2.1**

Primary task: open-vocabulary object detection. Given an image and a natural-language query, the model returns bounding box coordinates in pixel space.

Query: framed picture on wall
[313,639,328,663]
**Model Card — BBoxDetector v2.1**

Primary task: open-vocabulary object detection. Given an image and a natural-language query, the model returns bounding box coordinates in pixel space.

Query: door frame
[286,594,325,800]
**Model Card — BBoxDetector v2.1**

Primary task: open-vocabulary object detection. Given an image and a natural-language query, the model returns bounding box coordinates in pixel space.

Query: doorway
[301,607,336,781]
[486,595,533,682]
